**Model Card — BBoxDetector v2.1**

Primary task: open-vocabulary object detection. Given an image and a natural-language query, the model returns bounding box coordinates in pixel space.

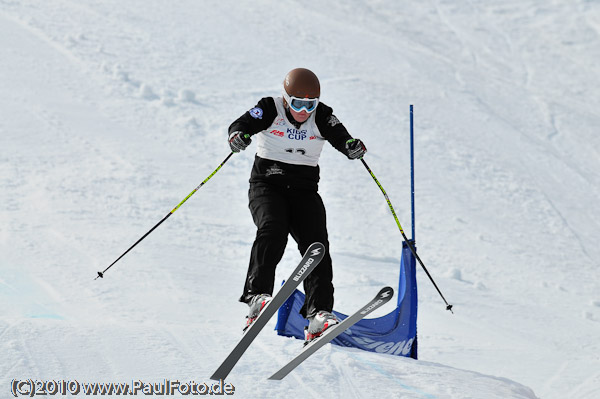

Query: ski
[210,241,326,381]
[268,286,394,380]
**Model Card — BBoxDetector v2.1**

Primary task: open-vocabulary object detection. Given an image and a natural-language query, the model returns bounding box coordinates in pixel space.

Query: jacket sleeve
[314,102,353,155]
[228,97,278,137]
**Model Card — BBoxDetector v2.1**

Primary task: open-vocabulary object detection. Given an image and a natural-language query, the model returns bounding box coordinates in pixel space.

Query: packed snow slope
[2,1,599,398]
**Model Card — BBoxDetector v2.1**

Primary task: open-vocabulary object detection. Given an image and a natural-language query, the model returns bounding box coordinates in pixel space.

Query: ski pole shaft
[95,152,234,280]
[360,158,453,313]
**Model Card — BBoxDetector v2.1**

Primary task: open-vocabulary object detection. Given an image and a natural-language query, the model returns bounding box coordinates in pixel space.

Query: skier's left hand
[345,138,367,160]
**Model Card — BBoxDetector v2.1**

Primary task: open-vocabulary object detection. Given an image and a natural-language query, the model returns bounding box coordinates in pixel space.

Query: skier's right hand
[229,131,252,153]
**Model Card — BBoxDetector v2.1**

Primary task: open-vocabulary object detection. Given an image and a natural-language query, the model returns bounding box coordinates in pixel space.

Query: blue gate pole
[410,105,415,242]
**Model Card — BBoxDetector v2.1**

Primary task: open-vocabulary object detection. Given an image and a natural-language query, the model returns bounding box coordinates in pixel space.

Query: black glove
[345,138,367,160]
[229,131,252,153]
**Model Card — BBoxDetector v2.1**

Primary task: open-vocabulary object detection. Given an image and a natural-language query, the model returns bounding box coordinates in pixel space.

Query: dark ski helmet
[283,68,320,112]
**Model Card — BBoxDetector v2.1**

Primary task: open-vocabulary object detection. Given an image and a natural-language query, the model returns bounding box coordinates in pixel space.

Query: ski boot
[244,294,272,332]
[304,311,340,344]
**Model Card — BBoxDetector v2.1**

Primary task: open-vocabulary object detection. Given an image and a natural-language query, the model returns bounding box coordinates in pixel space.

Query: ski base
[210,242,325,381]
[268,286,394,380]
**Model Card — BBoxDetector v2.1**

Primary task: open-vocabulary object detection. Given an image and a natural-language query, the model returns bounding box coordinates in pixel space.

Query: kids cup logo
[287,128,307,140]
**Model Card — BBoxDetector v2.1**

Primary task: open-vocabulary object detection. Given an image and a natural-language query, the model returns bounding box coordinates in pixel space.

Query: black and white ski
[210,242,325,381]
[268,286,394,380]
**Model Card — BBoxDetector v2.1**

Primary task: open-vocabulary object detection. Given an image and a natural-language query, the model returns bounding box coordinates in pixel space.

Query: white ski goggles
[283,92,319,113]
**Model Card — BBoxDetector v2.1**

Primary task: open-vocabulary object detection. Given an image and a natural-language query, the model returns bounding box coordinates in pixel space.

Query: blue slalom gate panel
[275,241,418,359]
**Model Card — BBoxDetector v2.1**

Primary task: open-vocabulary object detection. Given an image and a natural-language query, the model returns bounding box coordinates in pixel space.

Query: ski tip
[379,286,394,298]
[308,242,325,250]
[305,242,326,258]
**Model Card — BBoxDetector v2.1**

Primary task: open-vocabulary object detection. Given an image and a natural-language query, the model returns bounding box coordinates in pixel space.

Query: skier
[228,67,367,343]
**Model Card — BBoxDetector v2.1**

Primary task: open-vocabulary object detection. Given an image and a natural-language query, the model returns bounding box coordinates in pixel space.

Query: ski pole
[360,157,453,313]
[95,152,234,280]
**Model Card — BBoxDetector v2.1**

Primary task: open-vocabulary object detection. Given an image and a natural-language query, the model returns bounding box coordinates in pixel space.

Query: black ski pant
[240,183,334,318]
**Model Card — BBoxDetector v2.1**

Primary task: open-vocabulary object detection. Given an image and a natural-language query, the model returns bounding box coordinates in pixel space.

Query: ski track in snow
[2,0,600,398]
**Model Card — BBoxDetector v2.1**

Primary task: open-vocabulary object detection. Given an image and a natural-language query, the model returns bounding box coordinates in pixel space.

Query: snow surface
[1,1,599,398]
